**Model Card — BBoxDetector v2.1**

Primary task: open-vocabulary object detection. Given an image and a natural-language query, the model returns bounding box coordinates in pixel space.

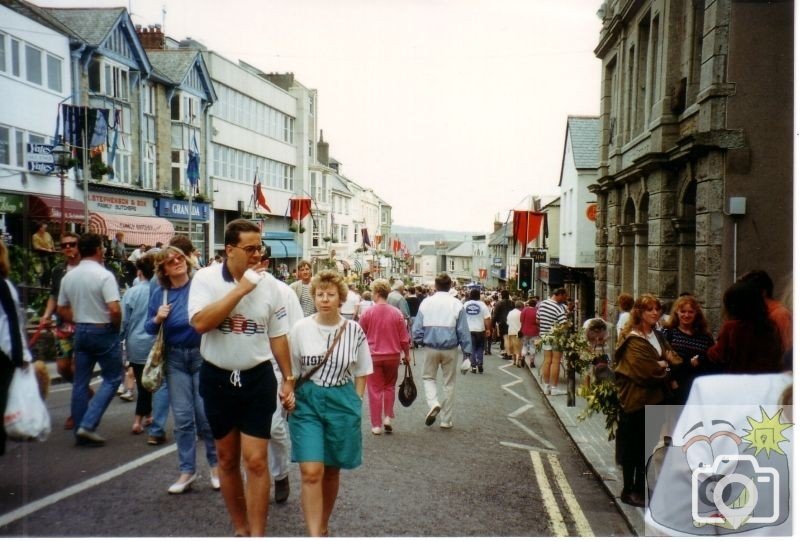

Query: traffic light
[518,257,532,292]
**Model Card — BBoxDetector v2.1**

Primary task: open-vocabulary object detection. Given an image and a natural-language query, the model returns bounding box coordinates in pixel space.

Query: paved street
[1,352,633,537]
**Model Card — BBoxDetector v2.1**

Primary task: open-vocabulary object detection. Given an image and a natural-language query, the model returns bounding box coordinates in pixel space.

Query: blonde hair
[311,270,348,307]
[155,246,188,288]
[370,279,391,300]
[621,294,662,338]
[664,295,711,336]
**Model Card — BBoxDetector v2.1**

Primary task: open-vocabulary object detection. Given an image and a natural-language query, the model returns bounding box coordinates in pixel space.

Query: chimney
[493,221,502,232]
[317,130,329,167]
[137,24,166,50]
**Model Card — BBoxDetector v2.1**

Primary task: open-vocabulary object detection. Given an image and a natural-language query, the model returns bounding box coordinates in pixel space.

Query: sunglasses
[60,242,77,248]
[164,254,186,266]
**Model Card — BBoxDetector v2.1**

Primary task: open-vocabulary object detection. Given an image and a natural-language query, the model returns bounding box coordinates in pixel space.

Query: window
[0,127,9,165]
[25,44,42,85]
[11,39,20,77]
[0,33,6,72]
[89,58,129,100]
[14,129,23,167]
[46,54,61,92]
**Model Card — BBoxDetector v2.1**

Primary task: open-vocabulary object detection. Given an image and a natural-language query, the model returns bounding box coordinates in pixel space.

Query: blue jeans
[148,380,170,438]
[72,324,123,432]
[470,332,485,367]
[166,345,217,474]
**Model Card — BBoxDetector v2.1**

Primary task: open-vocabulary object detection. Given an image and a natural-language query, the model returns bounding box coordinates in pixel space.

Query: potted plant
[90,159,112,179]
[330,237,339,244]
[322,236,331,242]
[173,189,187,200]
[194,193,206,203]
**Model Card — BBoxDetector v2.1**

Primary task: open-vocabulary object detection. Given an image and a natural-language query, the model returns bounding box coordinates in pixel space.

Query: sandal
[131,423,144,434]
[143,416,153,427]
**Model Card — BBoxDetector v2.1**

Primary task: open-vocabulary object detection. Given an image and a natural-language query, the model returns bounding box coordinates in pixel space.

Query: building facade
[592,0,793,328]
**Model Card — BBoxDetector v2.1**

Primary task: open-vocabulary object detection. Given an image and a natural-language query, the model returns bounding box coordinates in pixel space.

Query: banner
[289,197,312,221]
[512,210,545,251]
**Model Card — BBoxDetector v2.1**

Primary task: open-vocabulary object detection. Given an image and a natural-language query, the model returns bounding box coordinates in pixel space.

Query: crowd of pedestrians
[0,222,792,535]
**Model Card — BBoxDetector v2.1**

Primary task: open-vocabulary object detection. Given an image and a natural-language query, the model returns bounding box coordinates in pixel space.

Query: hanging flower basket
[322,236,331,242]
[330,237,339,244]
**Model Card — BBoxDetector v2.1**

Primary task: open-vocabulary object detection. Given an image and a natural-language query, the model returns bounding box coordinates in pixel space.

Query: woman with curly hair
[288,270,373,536]
[614,294,681,508]
[661,295,715,404]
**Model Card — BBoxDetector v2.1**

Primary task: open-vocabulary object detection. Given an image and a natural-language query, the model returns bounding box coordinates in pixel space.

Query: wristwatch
[285,375,297,383]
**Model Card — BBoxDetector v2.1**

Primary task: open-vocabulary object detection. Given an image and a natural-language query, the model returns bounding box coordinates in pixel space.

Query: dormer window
[88,58,129,100]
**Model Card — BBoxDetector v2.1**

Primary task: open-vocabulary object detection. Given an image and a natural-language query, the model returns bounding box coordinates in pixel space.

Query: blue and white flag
[186,134,200,188]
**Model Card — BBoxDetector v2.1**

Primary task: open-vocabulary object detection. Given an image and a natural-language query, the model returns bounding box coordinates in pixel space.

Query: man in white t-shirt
[188,219,294,537]
[463,288,491,373]
[341,283,360,319]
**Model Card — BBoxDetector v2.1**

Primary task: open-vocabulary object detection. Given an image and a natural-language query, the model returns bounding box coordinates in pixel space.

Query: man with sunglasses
[57,233,123,446]
[188,219,295,537]
[40,232,82,429]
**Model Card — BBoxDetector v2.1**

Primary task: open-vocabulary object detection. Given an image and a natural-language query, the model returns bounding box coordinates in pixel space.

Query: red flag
[289,197,312,221]
[512,211,545,249]
[254,177,271,212]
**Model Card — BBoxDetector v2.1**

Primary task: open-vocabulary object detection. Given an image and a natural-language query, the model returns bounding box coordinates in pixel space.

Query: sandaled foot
[131,423,143,435]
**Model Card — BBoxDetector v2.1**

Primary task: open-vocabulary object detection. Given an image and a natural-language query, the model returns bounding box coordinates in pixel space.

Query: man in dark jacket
[491,290,514,359]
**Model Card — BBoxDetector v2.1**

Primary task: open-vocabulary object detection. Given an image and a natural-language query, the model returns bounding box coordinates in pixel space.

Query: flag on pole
[289,197,312,221]
[253,175,271,212]
[186,134,200,189]
[512,210,545,251]
[361,227,371,247]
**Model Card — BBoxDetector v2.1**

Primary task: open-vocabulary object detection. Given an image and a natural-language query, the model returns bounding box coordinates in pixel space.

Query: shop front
[87,192,174,248]
[155,197,211,263]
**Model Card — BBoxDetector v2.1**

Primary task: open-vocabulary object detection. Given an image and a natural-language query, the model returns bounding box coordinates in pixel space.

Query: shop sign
[26,143,56,174]
[157,198,210,221]
[0,193,24,214]
[89,193,155,216]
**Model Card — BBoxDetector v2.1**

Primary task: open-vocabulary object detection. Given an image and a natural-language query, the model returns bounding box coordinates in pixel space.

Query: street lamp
[52,138,72,236]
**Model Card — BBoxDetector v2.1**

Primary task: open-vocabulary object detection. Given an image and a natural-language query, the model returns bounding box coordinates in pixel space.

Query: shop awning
[29,194,86,223]
[89,212,175,247]
[263,238,301,259]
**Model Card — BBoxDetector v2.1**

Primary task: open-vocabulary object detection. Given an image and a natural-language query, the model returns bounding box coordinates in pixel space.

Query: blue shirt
[121,281,156,363]
[144,280,201,348]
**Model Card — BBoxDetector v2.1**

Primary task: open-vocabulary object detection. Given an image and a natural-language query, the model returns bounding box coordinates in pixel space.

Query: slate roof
[567,116,601,169]
[447,241,472,257]
[46,7,125,46]
[147,50,198,85]
[487,222,510,246]
[1,0,77,38]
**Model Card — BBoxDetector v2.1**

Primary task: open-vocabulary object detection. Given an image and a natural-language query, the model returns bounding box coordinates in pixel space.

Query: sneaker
[147,434,167,445]
[550,387,567,396]
[210,468,221,491]
[470,367,477,374]
[75,427,106,446]
[478,366,484,374]
[383,417,393,434]
[119,389,134,401]
[439,421,453,429]
[116,384,125,396]
[425,404,441,426]
[545,385,551,395]
[371,427,383,435]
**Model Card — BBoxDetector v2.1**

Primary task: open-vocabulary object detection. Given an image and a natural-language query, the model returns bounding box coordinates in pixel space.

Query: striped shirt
[536,298,567,335]
[290,317,373,387]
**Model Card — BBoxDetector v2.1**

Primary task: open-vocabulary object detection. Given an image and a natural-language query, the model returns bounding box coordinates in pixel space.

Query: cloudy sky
[37,0,603,232]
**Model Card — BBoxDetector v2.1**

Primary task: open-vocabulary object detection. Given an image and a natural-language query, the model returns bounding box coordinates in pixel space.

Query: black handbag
[398,361,417,407]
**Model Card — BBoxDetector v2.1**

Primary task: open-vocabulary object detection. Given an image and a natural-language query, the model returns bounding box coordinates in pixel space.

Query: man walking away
[57,233,123,446]
[537,288,568,395]
[463,288,491,373]
[412,273,472,429]
[492,290,514,359]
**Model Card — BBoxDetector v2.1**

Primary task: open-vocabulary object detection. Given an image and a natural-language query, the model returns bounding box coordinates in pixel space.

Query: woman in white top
[288,270,373,537]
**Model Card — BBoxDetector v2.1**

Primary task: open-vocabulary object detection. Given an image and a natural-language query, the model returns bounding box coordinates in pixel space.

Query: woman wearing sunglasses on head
[145,245,219,494]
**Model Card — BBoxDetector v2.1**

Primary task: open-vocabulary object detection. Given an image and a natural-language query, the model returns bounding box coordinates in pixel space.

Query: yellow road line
[547,453,595,537]
[530,450,569,536]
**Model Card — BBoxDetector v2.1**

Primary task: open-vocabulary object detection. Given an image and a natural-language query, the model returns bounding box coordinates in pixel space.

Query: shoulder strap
[162,289,168,305]
[298,322,347,384]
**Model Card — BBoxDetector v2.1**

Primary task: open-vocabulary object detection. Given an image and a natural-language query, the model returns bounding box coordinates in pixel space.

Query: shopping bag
[4,366,51,441]
[398,362,417,407]
[142,325,165,392]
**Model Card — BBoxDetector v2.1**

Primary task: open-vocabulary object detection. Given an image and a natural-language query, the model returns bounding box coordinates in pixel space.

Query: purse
[142,290,168,392]
[4,365,51,441]
[398,361,417,407]
[294,323,346,392]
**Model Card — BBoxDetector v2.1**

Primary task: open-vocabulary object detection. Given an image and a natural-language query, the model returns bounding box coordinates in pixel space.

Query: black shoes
[147,434,167,445]
[620,491,646,508]
[275,477,290,503]
[425,405,441,426]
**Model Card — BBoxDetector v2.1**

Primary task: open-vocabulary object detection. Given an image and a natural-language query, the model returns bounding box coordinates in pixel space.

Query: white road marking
[509,404,533,418]
[0,444,177,527]
[547,453,595,537]
[501,380,532,404]
[508,417,555,449]
[500,441,558,455]
[530,450,569,536]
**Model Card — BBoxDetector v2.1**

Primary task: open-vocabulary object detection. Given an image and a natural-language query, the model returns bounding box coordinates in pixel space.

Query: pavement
[520,354,646,536]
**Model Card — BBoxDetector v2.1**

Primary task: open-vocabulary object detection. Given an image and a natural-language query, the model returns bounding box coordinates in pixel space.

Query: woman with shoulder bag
[145,246,218,494]
[288,270,373,537]
[614,294,681,508]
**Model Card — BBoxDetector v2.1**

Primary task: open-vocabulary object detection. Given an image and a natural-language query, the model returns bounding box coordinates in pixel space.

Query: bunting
[289,197,312,221]
[512,210,545,252]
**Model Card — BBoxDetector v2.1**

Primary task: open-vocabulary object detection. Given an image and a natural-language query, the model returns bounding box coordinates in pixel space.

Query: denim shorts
[288,381,363,469]
[199,360,276,439]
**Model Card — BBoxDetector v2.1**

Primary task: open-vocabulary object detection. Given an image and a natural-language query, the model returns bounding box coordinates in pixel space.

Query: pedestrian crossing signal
[518,258,532,292]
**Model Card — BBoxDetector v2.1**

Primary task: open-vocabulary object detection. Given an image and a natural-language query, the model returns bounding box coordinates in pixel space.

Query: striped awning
[89,212,175,247]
